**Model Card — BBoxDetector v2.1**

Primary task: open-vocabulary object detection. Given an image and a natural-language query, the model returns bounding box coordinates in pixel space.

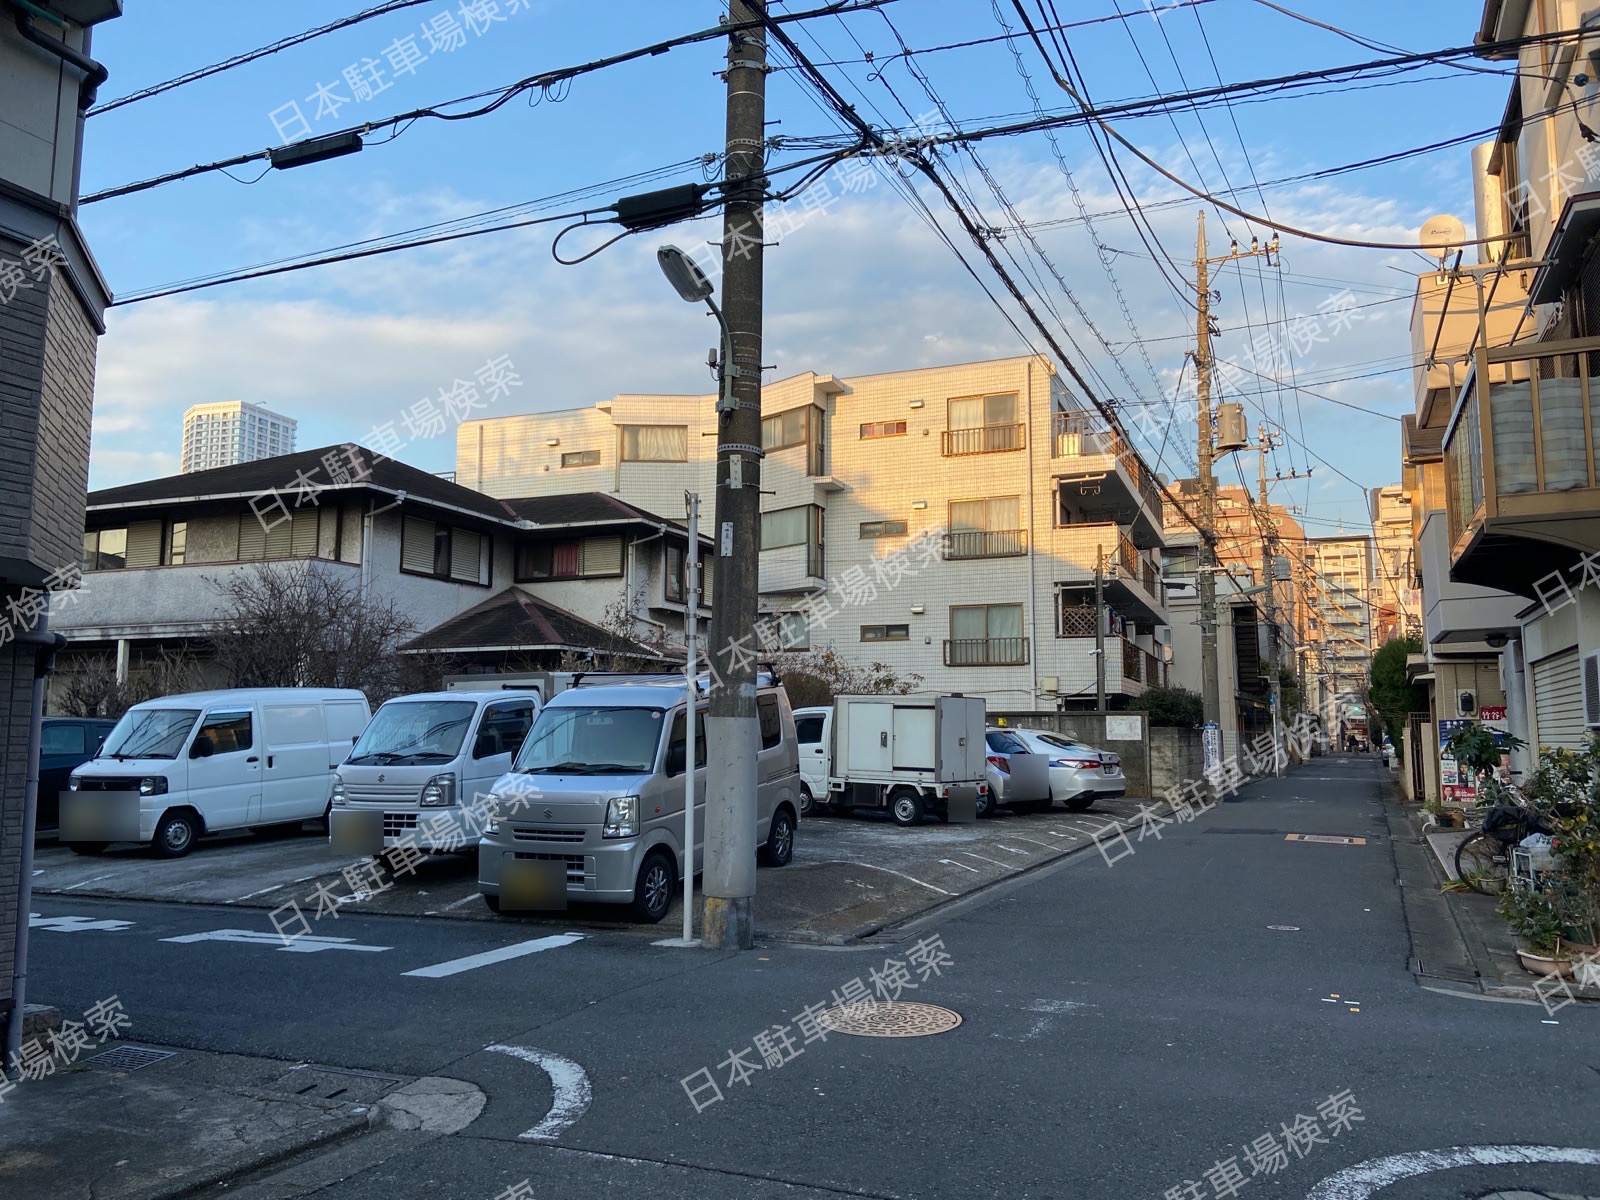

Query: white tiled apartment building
[457,355,1171,710]
[180,401,297,473]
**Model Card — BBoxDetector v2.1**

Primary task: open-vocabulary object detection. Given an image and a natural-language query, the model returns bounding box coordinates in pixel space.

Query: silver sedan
[1002,727,1126,812]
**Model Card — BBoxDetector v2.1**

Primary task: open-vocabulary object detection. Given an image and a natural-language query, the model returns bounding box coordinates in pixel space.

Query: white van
[328,690,540,853]
[794,705,830,816]
[62,688,370,858]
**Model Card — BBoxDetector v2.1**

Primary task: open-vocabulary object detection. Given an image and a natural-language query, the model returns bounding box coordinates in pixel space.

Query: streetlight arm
[705,295,737,414]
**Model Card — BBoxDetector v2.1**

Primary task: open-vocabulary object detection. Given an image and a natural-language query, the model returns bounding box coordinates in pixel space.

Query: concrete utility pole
[702,0,768,952]
[1194,213,1222,743]
[682,490,701,946]
[1256,424,1283,777]
[1094,545,1106,712]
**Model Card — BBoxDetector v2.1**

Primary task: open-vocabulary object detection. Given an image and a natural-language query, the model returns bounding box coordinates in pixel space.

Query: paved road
[27,755,1600,1198]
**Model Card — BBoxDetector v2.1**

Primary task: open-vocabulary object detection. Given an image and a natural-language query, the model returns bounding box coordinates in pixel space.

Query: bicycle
[1452,769,1551,896]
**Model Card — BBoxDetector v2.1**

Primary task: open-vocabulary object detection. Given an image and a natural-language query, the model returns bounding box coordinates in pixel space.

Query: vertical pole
[1258,426,1283,776]
[703,0,766,952]
[1195,212,1222,765]
[683,492,700,946]
[1094,545,1106,711]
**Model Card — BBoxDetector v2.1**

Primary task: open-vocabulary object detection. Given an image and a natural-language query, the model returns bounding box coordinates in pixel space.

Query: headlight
[68,775,81,791]
[419,774,457,807]
[138,777,169,796]
[602,795,639,839]
[330,775,347,806]
[485,814,501,835]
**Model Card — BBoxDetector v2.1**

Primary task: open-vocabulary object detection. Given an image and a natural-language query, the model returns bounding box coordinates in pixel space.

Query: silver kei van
[477,677,800,924]
[328,691,540,853]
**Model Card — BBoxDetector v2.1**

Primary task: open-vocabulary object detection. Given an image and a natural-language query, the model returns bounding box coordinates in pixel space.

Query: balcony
[1052,523,1166,624]
[1051,412,1164,544]
[1441,337,1600,597]
[944,637,1030,667]
[945,529,1028,560]
[942,423,1025,457]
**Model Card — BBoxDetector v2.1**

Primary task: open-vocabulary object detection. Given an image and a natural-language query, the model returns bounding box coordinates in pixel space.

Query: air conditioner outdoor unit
[1584,651,1600,729]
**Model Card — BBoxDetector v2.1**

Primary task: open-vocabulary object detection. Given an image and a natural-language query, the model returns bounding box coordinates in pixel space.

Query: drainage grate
[89,1046,176,1072]
[818,1001,963,1038]
[270,1065,403,1103]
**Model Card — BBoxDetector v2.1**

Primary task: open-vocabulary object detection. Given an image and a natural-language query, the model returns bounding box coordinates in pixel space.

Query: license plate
[500,858,568,911]
[1102,764,1116,775]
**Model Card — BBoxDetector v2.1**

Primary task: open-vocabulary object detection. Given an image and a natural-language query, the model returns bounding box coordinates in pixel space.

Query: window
[761,406,812,451]
[239,510,319,562]
[758,612,809,651]
[945,392,1022,456]
[198,709,253,754]
[795,714,825,745]
[860,520,908,539]
[759,504,824,577]
[82,528,127,571]
[947,496,1024,558]
[861,624,910,642]
[860,420,906,440]
[41,723,86,756]
[664,543,697,603]
[166,522,188,565]
[516,536,624,581]
[947,603,1027,666]
[664,708,709,774]
[474,702,536,759]
[561,450,600,468]
[402,517,490,584]
[756,694,783,749]
[620,424,687,462]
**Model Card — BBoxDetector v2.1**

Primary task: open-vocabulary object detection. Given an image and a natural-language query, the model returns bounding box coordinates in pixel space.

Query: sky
[76,0,1514,537]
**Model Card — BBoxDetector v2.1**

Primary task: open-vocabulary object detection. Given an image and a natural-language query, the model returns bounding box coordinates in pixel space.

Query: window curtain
[622,425,687,462]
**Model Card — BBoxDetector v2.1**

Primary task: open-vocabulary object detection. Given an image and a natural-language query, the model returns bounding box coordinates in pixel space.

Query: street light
[657,244,735,413]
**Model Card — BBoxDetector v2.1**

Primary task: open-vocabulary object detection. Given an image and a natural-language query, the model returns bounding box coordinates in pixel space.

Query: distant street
[28,754,1600,1199]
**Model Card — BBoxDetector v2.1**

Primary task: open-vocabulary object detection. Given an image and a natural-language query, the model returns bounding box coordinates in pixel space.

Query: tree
[767,646,923,708]
[1369,636,1425,750]
[1125,686,1205,728]
[208,563,453,703]
[54,647,206,719]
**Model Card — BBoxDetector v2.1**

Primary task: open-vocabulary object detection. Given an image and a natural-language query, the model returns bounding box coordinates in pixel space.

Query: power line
[88,0,441,116]
[81,0,892,204]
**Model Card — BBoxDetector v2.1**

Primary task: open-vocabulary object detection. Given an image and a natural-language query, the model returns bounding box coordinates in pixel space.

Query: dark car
[38,717,116,832]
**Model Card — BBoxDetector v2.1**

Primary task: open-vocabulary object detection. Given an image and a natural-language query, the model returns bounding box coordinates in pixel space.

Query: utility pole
[1193,211,1277,778]
[1094,545,1106,712]
[1256,425,1283,777]
[702,0,767,952]
[682,491,701,947]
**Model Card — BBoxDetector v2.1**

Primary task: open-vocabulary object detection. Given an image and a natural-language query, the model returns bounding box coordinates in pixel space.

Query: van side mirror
[190,734,215,759]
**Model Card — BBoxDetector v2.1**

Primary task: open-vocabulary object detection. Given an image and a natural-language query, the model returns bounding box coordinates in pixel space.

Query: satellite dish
[1419,214,1467,260]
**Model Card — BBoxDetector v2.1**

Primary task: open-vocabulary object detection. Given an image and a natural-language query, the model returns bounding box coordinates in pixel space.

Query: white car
[793,705,829,816]
[1001,727,1126,812]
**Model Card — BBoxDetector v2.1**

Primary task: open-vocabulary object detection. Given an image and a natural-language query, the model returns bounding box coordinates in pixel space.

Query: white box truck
[826,693,988,826]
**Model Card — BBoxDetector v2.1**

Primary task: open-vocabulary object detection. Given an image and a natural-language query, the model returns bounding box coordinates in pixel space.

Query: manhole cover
[818,1001,963,1037]
[88,1046,175,1072]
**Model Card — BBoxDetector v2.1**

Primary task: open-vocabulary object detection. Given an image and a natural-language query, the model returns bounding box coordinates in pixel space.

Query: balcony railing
[946,529,1029,560]
[1051,412,1164,518]
[942,423,1025,457]
[944,637,1030,667]
[1443,336,1600,553]
[1122,638,1141,681]
[1058,603,1098,638]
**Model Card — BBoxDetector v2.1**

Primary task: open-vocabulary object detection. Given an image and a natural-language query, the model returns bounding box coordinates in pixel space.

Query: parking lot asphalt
[31,795,1154,943]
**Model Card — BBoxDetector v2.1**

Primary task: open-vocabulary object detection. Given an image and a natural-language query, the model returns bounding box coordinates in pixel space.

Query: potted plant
[1498,888,1574,977]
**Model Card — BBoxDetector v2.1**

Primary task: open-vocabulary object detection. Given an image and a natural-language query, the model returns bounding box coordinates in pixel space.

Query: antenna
[1419,214,1467,272]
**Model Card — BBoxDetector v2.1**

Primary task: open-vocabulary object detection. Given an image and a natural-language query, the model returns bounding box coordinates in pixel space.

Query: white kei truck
[825,693,988,827]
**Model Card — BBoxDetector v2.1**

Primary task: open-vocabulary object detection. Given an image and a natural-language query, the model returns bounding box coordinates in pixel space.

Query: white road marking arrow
[1307,1145,1600,1200]
[485,1044,592,1141]
[160,929,391,954]
[29,914,135,933]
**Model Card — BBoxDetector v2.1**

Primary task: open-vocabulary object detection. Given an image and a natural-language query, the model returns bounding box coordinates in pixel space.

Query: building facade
[1368,483,1421,645]
[0,0,122,1054]
[1303,535,1375,707]
[457,355,1171,710]
[1398,0,1600,800]
[180,401,297,474]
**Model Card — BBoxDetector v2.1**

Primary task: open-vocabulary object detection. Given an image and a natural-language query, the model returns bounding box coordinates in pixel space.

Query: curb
[125,1110,373,1200]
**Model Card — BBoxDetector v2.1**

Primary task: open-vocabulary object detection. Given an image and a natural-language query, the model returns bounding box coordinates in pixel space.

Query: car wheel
[629,849,675,924]
[151,810,199,859]
[761,807,795,866]
[889,787,924,827]
[483,894,502,914]
[67,842,108,856]
[798,785,815,818]
[1064,796,1095,812]
[975,790,993,818]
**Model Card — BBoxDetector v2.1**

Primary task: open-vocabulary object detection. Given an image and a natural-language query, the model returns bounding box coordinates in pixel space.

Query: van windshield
[348,701,475,765]
[102,709,201,761]
[514,706,665,775]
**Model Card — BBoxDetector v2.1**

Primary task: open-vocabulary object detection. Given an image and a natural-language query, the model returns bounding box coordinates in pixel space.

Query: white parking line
[938,859,981,874]
[234,872,328,902]
[996,845,1030,855]
[960,851,1010,869]
[60,873,120,891]
[402,933,583,978]
[442,892,484,911]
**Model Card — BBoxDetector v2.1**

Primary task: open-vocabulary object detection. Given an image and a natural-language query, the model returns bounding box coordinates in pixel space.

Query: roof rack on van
[569,666,783,691]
